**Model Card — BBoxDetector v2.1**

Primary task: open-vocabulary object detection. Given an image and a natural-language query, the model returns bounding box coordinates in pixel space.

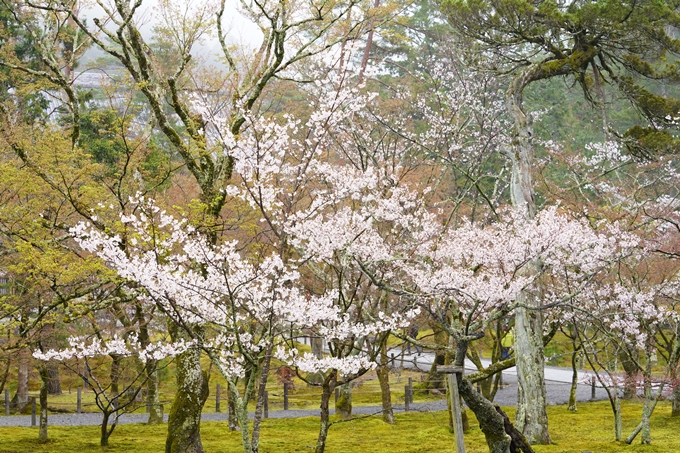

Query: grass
[1,401,678,452]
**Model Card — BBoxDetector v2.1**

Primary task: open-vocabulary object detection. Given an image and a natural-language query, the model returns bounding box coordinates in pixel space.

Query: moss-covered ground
[1,400,678,453]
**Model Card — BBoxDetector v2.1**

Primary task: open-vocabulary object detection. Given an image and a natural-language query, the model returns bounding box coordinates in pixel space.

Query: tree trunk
[567,349,579,412]
[514,304,551,444]
[620,348,639,400]
[0,354,10,394]
[454,339,533,453]
[312,337,324,359]
[357,0,380,83]
[38,367,48,443]
[14,348,29,412]
[425,324,447,391]
[100,411,114,447]
[233,380,253,453]
[625,359,661,445]
[146,367,163,424]
[468,346,499,401]
[315,371,337,453]
[250,349,273,453]
[613,396,622,441]
[227,389,239,431]
[377,340,394,424]
[335,383,352,420]
[505,72,550,445]
[672,367,680,417]
[46,362,62,395]
[110,355,121,410]
[165,328,209,453]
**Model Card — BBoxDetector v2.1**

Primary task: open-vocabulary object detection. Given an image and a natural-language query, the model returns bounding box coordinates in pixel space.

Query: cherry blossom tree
[62,195,415,453]
[36,333,186,446]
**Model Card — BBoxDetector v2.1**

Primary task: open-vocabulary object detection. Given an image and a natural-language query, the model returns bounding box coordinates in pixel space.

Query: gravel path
[0,367,609,427]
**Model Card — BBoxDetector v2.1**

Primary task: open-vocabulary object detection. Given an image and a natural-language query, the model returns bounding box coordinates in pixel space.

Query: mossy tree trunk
[454,339,534,453]
[165,326,209,453]
[100,410,116,447]
[335,383,352,420]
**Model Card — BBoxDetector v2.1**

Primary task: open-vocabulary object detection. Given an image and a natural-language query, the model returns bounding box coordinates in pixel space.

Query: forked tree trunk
[166,327,209,453]
[100,410,118,447]
[454,340,534,453]
[626,359,662,445]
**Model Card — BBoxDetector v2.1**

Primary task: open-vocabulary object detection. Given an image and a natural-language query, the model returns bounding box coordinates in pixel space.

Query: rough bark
[165,330,209,453]
[505,69,551,445]
[377,342,394,424]
[315,371,337,453]
[613,396,622,441]
[468,346,500,401]
[38,367,48,443]
[250,350,273,453]
[513,303,550,444]
[227,390,239,431]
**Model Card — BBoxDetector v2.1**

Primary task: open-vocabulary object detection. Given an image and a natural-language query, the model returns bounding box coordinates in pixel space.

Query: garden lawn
[0,401,677,452]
